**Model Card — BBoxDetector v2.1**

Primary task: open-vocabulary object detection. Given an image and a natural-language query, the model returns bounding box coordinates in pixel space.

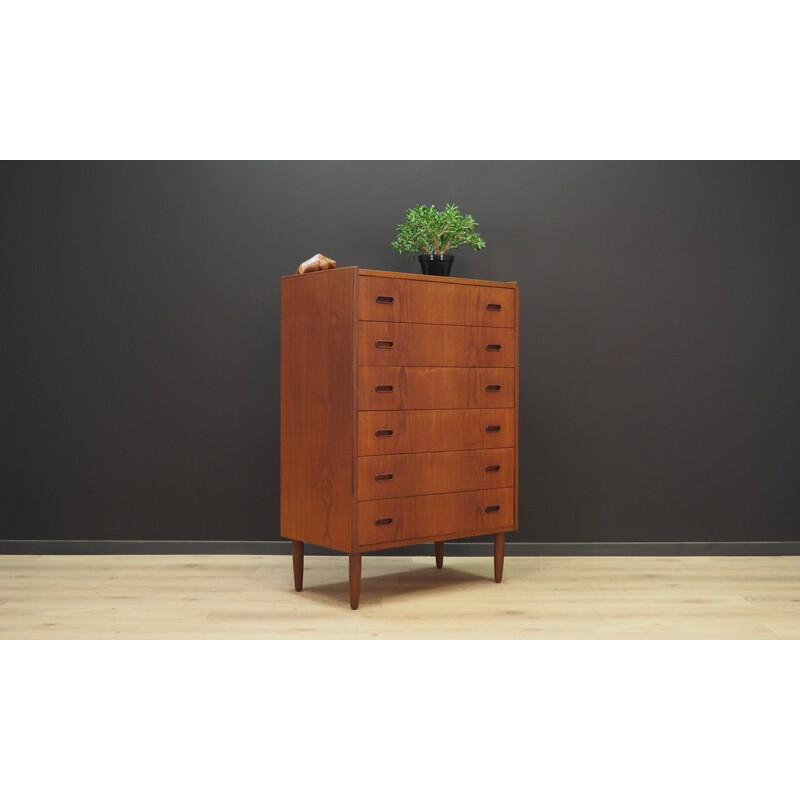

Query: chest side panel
[281,269,355,552]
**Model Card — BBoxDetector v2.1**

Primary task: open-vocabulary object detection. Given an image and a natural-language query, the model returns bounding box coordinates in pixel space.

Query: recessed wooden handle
[375,340,394,349]
[375,517,393,526]
[375,473,394,482]
[485,425,501,433]
[486,303,502,311]
[485,505,501,513]
[376,295,395,305]
[375,429,394,437]
[485,385,501,392]
[375,385,394,393]
[486,343,501,351]
[485,465,501,473]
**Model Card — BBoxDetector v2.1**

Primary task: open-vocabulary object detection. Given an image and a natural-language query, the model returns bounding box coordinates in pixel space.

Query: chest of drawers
[281,267,519,608]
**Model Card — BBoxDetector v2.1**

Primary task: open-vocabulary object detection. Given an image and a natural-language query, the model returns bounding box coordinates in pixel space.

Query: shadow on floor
[298,563,494,608]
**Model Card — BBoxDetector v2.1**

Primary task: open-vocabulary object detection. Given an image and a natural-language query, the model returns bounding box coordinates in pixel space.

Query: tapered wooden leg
[349,554,362,610]
[434,541,444,569]
[494,532,505,583]
[292,541,304,591]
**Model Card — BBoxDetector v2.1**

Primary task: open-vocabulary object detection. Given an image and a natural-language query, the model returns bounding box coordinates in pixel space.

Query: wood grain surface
[358,274,516,328]
[358,321,515,367]
[357,487,515,546]
[357,366,515,410]
[357,448,515,500]
[357,408,515,455]
[281,269,355,552]
[2,555,798,639]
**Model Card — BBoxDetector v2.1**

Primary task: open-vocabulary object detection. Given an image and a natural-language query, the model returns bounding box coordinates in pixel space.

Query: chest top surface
[282,266,517,289]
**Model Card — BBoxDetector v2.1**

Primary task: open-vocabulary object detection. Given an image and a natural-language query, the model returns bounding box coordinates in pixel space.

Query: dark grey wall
[2,161,799,543]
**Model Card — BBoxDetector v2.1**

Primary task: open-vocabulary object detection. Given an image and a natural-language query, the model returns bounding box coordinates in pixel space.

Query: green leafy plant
[391,204,486,256]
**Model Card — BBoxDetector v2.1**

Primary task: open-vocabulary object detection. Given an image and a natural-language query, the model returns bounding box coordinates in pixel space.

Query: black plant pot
[418,254,454,276]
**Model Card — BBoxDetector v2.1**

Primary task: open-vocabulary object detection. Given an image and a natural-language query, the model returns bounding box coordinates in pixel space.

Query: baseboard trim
[1,540,799,556]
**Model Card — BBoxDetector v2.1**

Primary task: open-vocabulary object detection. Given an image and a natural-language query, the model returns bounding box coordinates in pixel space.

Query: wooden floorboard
[1,555,798,639]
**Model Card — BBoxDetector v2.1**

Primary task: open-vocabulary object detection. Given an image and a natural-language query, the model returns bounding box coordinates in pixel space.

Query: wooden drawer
[357,448,515,500]
[358,321,515,367]
[358,366,514,410]
[358,487,515,546]
[358,275,515,328]
[358,408,515,455]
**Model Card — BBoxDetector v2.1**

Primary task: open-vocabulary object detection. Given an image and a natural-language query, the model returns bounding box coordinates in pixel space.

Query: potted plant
[391,203,486,276]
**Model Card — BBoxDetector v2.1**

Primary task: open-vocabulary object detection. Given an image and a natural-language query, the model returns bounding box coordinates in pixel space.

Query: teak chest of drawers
[281,267,519,608]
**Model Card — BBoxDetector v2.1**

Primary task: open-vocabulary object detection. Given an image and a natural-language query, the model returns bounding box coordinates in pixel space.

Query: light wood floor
[1,554,798,639]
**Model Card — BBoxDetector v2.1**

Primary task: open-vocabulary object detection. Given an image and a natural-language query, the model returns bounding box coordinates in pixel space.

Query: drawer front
[358,366,514,410]
[358,321,515,367]
[359,275,515,328]
[358,408,515,455]
[357,448,515,500]
[358,487,515,546]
